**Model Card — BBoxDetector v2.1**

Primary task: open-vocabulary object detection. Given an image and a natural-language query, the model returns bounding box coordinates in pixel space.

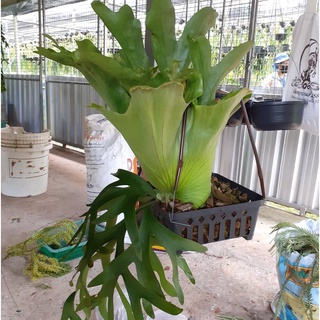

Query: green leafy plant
[36,0,252,210]
[36,0,254,319]
[4,219,78,280]
[269,221,319,320]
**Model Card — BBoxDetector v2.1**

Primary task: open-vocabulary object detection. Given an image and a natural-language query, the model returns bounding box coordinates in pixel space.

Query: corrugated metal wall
[3,75,42,133]
[3,75,319,214]
[214,126,319,213]
[2,0,318,214]
[46,77,104,147]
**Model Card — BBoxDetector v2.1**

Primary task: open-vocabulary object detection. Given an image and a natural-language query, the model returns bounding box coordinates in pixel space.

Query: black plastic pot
[227,108,243,127]
[241,100,252,125]
[226,101,252,127]
[250,100,305,131]
[222,46,232,53]
[281,44,290,51]
[275,33,287,41]
[254,46,266,55]
[267,45,276,52]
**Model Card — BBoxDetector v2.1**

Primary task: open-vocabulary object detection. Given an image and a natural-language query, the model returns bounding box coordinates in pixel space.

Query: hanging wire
[169,107,190,226]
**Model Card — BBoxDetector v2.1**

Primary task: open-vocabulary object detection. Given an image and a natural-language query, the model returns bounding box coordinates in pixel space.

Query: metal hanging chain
[170,107,190,226]
[173,107,188,193]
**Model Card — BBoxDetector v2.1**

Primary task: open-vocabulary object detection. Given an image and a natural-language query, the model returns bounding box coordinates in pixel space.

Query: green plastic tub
[39,220,104,261]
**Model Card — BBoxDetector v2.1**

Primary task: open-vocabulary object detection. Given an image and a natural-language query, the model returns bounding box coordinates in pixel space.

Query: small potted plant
[269,220,319,320]
[36,0,257,319]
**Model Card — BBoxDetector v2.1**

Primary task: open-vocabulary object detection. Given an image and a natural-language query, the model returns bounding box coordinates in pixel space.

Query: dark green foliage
[61,170,206,320]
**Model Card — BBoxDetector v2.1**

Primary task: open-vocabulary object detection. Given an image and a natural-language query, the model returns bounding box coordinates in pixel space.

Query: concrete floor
[1,144,306,320]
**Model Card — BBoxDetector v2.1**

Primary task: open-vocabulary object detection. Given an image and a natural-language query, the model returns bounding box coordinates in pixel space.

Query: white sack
[83,114,137,204]
[282,0,319,136]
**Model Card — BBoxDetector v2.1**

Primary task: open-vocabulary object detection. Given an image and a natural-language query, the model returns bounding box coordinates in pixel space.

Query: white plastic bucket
[1,127,52,197]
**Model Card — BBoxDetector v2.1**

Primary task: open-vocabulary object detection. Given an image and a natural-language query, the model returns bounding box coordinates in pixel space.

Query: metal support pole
[145,0,154,66]
[13,15,21,74]
[218,0,227,62]
[38,0,46,131]
[244,0,259,87]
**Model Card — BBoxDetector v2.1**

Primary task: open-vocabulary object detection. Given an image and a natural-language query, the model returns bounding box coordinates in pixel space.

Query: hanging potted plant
[275,33,287,41]
[36,0,258,319]
[249,48,306,131]
[1,23,9,128]
[1,23,9,94]
[269,220,319,320]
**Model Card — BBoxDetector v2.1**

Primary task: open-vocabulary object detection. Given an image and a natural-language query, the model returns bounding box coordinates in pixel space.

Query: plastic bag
[145,310,188,319]
[282,0,319,136]
[95,291,188,320]
[83,114,137,204]
[95,291,129,320]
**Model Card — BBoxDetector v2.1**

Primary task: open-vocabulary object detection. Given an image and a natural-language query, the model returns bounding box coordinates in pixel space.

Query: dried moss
[4,219,78,280]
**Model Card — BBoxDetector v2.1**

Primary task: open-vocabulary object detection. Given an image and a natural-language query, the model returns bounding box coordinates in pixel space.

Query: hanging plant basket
[221,46,232,53]
[153,100,265,244]
[253,46,266,55]
[239,77,245,87]
[249,99,306,131]
[281,44,290,51]
[275,33,287,41]
[153,173,264,244]
[267,45,276,53]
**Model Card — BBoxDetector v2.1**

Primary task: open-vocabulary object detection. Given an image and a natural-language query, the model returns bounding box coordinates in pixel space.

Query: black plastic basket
[153,174,264,244]
[152,99,265,244]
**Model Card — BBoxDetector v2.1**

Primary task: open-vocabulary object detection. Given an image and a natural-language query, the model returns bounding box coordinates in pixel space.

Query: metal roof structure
[1,0,308,45]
